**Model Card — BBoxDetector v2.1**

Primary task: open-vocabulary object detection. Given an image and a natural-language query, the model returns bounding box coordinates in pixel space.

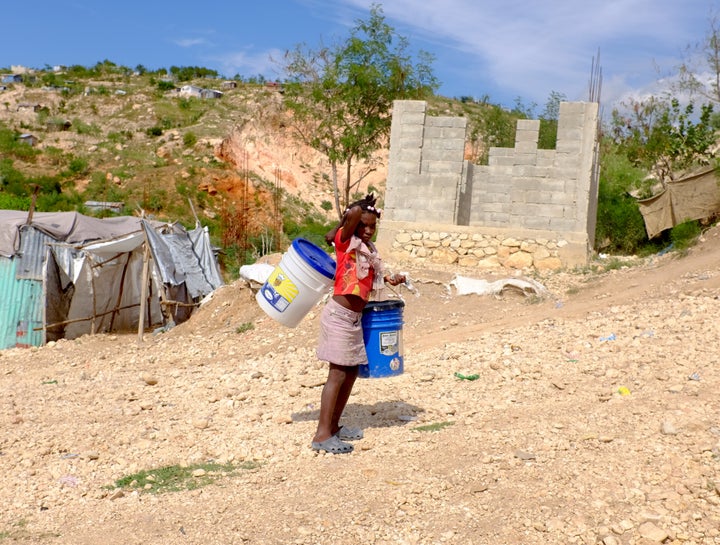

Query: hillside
[0,72,494,219]
[0,73,390,266]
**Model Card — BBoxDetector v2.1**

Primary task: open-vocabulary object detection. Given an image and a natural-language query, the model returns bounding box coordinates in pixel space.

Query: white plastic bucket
[256,238,336,327]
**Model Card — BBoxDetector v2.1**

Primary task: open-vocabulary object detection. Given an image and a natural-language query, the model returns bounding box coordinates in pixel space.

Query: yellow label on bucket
[266,267,299,308]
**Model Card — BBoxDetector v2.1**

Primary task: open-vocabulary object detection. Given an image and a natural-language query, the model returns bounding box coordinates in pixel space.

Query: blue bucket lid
[363,299,405,313]
[291,238,336,280]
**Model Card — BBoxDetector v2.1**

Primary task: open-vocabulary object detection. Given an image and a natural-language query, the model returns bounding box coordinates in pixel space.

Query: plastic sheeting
[0,210,149,258]
[637,167,720,239]
[449,275,548,297]
[239,263,275,285]
[144,220,223,298]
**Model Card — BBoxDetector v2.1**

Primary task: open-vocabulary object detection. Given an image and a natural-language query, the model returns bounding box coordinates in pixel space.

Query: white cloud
[175,38,208,48]
[213,48,285,79]
[313,0,717,108]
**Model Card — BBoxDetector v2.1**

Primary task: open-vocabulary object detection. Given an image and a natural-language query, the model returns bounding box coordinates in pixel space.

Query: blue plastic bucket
[256,238,336,327]
[359,299,405,378]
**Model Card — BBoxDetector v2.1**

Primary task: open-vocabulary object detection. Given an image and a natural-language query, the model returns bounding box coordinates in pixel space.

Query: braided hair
[326,193,382,247]
[347,193,382,218]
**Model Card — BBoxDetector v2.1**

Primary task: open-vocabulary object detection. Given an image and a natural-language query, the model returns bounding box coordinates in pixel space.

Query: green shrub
[0,158,29,194]
[143,189,168,211]
[595,142,649,254]
[107,130,132,144]
[43,146,66,166]
[670,219,702,250]
[157,80,175,92]
[0,125,39,161]
[236,322,254,333]
[183,131,197,147]
[0,193,31,210]
[83,171,127,203]
[36,191,82,212]
[72,118,101,136]
[110,461,257,495]
[67,156,89,175]
[538,118,558,150]
[283,216,334,249]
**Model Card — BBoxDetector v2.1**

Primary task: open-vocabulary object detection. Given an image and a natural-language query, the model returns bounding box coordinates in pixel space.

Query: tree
[610,96,716,188]
[538,90,566,150]
[675,11,720,104]
[465,99,518,165]
[280,4,438,216]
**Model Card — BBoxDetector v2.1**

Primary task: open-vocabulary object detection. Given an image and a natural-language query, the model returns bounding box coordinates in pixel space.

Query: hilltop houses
[177,84,223,99]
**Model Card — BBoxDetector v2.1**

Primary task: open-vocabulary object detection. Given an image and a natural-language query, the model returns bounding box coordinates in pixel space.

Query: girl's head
[355,210,377,244]
[348,193,381,244]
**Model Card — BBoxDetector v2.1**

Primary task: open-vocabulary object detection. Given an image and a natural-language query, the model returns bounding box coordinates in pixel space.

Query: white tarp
[239,263,275,285]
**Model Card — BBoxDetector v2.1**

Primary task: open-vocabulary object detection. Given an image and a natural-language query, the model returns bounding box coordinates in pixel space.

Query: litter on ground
[448,275,548,297]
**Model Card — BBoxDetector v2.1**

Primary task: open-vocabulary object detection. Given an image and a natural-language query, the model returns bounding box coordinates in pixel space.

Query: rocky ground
[2,225,720,545]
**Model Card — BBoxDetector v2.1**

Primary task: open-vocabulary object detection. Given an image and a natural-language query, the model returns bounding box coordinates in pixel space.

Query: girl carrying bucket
[311,194,406,454]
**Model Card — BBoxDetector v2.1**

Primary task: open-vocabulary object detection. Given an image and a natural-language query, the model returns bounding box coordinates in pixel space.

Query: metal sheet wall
[0,257,45,349]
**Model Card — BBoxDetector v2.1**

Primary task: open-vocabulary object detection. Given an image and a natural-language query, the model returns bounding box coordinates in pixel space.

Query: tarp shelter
[637,167,720,239]
[0,210,223,349]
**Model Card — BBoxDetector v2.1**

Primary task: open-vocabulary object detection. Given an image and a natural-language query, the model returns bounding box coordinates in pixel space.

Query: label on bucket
[379,330,399,356]
[260,266,298,312]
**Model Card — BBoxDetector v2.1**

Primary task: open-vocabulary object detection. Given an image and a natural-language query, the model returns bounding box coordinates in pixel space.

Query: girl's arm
[324,206,362,246]
[338,205,362,244]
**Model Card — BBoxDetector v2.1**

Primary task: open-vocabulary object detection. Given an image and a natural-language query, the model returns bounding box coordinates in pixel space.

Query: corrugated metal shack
[0,211,224,349]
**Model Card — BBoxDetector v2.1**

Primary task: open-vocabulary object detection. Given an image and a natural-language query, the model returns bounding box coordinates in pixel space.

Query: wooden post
[137,244,150,344]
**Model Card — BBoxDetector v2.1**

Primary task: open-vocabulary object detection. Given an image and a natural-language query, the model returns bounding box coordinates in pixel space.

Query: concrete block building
[377,100,600,270]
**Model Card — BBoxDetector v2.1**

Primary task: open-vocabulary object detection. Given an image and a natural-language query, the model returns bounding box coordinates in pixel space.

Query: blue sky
[1,0,718,114]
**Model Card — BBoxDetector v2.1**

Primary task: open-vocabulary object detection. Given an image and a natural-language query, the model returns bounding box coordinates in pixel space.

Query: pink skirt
[316,298,368,366]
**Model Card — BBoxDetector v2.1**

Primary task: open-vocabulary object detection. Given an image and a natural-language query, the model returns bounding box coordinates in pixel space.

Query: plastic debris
[153,320,175,335]
[448,275,548,297]
[400,271,420,297]
[688,372,701,381]
[617,386,631,396]
[58,475,79,487]
[657,243,674,256]
[454,372,480,381]
[239,263,275,286]
[599,333,616,342]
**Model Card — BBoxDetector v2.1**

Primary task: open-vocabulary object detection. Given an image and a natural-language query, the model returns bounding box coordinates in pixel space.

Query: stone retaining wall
[379,220,589,272]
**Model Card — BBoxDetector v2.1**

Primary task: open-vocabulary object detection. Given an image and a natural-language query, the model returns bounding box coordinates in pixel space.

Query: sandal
[311,435,354,454]
[335,426,364,441]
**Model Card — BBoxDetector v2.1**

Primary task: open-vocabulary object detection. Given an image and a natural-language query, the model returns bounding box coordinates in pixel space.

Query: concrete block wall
[379,100,600,271]
[384,101,467,224]
[469,102,598,236]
